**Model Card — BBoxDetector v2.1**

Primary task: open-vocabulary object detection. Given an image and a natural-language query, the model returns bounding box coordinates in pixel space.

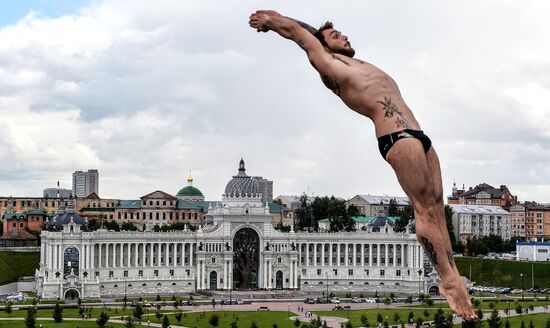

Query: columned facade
[35,160,424,299]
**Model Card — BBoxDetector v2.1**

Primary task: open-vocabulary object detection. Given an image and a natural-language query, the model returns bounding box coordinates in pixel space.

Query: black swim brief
[377,129,432,160]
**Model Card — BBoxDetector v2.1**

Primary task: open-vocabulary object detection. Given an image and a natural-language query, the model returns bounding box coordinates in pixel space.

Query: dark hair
[314,21,333,47]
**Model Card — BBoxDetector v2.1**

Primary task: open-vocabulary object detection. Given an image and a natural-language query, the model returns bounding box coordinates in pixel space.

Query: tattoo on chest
[420,237,438,266]
[377,96,410,129]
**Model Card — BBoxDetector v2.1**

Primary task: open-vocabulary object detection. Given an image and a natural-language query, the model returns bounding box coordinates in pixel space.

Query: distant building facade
[43,188,72,199]
[346,195,411,216]
[72,169,99,198]
[447,182,517,210]
[509,202,550,240]
[0,197,62,216]
[449,204,512,243]
[516,242,550,261]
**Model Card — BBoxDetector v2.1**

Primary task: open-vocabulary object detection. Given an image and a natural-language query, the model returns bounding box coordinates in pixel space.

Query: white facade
[516,242,550,262]
[35,200,424,300]
[36,161,425,300]
[449,204,512,242]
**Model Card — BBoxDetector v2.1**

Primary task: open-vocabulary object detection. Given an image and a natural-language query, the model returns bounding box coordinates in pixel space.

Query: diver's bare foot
[439,274,477,321]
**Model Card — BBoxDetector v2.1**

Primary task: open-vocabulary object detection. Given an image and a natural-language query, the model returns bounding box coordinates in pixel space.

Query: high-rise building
[252,176,273,204]
[72,169,99,198]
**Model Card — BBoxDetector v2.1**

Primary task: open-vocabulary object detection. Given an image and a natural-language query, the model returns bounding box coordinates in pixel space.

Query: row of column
[298,243,421,268]
[91,242,196,269]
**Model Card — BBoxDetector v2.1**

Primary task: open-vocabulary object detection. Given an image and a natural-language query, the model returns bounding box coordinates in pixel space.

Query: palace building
[35,159,426,300]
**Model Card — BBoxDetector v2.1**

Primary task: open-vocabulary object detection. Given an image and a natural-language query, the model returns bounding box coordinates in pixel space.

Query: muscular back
[316,54,421,138]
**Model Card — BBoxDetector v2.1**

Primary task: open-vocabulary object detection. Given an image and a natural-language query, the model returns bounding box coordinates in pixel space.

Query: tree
[53,302,63,322]
[377,313,384,323]
[360,314,369,327]
[25,307,36,328]
[520,321,526,328]
[504,319,510,328]
[346,320,353,328]
[156,293,161,301]
[462,319,476,328]
[529,320,534,328]
[5,302,12,314]
[295,193,312,230]
[405,296,413,304]
[384,297,392,308]
[433,309,446,328]
[487,309,501,328]
[393,312,401,323]
[162,315,170,328]
[415,317,423,328]
[125,315,136,328]
[209,314,220,327]
[475,308,483,321]
[156,311,162,320]
[408,311,415,323]
[250,321,258,328]
[295,318,301,327]
[516,304,523,314]
[133,304,144,319]
[175,311,183,323]
[96,311,109,328]
[444,205,457,249]
[230,321,238,328]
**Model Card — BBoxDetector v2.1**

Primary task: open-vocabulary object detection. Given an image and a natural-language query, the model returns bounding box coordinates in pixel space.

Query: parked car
[364,298,377,303]
[221,299,231,305]
[186,300,198,306]
[351,297,361,303]
[330,298,340,304]
[257,306,270,311]
[304,298,315,304]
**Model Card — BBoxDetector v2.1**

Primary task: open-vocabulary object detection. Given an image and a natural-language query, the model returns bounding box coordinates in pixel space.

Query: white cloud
[1,0,550,203]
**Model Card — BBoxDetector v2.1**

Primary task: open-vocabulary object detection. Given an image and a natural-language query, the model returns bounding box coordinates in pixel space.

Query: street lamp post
[326,273,329,303]
[520,273,525,300]
[418,270,423,296]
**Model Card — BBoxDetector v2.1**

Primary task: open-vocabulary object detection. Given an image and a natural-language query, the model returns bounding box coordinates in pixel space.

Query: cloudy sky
[1,1,549,203]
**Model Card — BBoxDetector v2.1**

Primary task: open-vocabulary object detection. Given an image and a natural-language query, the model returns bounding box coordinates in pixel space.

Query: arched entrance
[275,271,283,290]
[64,289,80,300]
[233,227,260,289]
[429,285,439,295]
[210,271,218,290]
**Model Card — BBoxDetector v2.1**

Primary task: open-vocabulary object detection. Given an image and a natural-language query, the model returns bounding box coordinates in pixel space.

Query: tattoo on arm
[447,252,455,266]
[420,237,438,266]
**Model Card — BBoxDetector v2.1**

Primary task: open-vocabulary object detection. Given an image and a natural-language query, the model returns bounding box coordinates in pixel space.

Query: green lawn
[313,308,452,326]
[403,300,550,311]
[453,313,550,328]
[0,251,40,285]
[0,319,146,327]
[455,257,550,288]
[158,310,296,328]
[0,307,175,319]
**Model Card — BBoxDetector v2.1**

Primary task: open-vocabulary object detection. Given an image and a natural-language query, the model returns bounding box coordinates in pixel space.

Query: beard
[332,46,355,58]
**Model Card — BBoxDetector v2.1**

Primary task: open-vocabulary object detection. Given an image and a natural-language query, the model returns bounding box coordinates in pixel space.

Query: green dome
[176,186,204,197]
